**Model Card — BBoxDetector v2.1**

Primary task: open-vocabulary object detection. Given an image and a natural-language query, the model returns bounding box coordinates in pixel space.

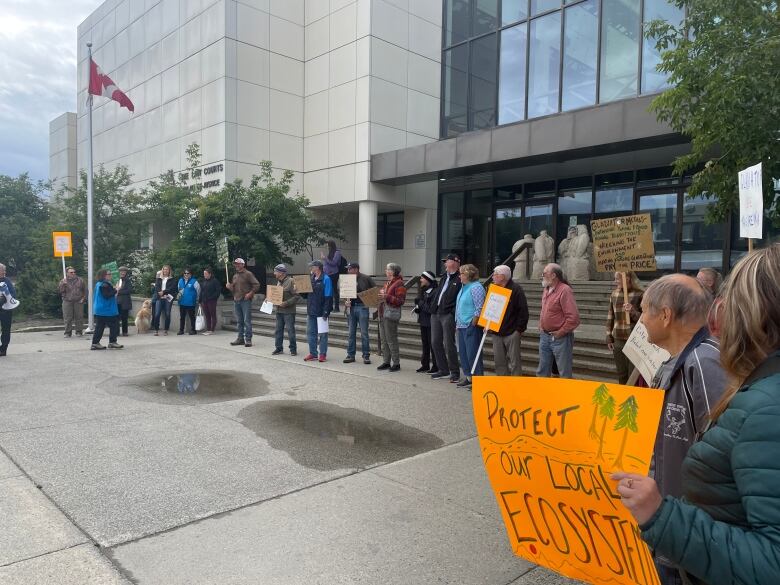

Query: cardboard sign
[478,284,512,332]
[591,214,656,273]
[292,275,313,294]
[738,163,763,239]
[52,232,72,257]
[339,274,358,299]
[357,286,381,308]
[621,322,670,386]
[266,285,284,306]
[473,377,664,585]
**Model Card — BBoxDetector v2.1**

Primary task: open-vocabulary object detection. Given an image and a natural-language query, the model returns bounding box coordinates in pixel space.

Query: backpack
[338,254,348,274]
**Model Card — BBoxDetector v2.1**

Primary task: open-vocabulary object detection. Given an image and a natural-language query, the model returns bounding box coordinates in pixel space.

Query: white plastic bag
[195,306,206,331]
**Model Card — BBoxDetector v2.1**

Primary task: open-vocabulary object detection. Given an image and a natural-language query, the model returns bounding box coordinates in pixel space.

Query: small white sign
[738,162,763,239]
[622,321,671,385]
[260,300,274,314]
[317,316,329,334]
[482,292,508,325]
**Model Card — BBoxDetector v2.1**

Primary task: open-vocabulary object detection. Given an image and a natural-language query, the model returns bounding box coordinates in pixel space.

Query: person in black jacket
[153,264,177,336]
[413,271,439,373]
[116,266,133,336]
[430,253,463,383]
[490,265,529,376]
[199,268,222,335]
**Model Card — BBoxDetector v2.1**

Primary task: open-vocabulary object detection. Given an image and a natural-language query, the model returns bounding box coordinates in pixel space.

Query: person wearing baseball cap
[343,261,376,365]
[430,252,463,383]
[271,264,301,356]
[490,264,529,376]
[226,257,260,347]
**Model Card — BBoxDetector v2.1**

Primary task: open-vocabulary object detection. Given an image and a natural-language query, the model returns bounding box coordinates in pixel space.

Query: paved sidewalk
[0,330,579,584]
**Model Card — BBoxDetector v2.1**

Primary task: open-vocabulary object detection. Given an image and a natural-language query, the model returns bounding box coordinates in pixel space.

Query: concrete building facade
[49,113,78,193]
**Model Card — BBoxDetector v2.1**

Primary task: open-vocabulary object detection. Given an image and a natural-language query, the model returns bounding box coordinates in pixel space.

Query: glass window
[595,186,633,214]
[445,0,471,47]
[562,0,598,111]
[466,189,494,272]
[470,34,498,130]
[494,206,523,265]
[524,203,554,237]
[527,11,561,119]
[440,191,465,255]
[377,212,404,250]
[557,188,593,241]
[641,0,684,94]
[526,180,555,197]
[599,0,640,102]
[499,23,528,124]
[640,192,678,271]
[502,0,528,25]
[443,45,469,138]
[680,194,726,272]
[473,0,499,36]
[531,0,559,16]
[496,187,520,200]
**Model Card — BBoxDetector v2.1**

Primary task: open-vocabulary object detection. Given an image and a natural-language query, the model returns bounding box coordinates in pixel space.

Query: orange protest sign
[472,377,664,585]
[477,284,512,332]
[52,231,72,257]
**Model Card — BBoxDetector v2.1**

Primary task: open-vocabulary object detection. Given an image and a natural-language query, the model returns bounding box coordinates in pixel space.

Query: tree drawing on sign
[596,395,616,460]
[588,384,611,440]
[612,396,639,469]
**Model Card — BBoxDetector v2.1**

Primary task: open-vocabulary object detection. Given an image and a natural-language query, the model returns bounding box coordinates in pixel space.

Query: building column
[358,200,378,276]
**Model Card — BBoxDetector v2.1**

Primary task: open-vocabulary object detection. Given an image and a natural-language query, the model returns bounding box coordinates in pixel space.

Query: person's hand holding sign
[612,472,663,525]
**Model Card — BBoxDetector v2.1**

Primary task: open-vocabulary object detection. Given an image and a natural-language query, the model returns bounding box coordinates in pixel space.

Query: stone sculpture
[568,224,592,281]
[512,234,535,281]
[557,226,577,278]
[532,230,554,280]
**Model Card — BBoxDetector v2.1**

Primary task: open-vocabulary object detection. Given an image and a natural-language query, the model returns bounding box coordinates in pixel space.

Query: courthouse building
[51,0,776,277]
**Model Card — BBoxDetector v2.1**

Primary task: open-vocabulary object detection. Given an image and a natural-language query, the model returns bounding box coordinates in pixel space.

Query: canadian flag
[88,58,134,112]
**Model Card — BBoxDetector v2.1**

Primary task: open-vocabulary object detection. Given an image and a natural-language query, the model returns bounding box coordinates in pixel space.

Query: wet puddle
[237,400,444,470]
[111,371,269,404]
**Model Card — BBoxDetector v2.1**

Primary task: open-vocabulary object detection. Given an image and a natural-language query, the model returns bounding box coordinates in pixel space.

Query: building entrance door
[493,201,555,267]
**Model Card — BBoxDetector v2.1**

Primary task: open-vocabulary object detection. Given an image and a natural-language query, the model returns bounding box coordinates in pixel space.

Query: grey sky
[0,0,98,182]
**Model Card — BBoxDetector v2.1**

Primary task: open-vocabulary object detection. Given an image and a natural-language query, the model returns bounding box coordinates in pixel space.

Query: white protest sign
[739,163,763,239]
[622,322,671,385]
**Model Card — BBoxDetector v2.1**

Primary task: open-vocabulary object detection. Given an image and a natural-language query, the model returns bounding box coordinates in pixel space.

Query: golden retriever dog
[135,299,153,334]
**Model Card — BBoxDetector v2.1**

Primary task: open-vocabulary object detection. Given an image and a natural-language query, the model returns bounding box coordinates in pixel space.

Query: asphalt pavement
[0,328,579,585]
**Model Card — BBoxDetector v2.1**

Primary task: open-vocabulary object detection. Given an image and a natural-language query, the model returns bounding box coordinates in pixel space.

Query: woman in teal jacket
[614,243,780,585]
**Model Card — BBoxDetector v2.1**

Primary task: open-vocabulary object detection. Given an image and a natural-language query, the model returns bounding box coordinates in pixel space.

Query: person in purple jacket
[320,240,343,312]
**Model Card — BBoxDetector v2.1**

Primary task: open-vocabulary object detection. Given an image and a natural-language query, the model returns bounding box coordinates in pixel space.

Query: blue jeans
[307,315,328,357]
[537,331,574,378]
[153,298,173,331]
[346,305,370,358]
[275,313,297,352]
[234,299,253,340]
[458,325,484,379]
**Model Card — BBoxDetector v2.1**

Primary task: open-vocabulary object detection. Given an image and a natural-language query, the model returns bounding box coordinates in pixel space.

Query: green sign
[100,261,120,283]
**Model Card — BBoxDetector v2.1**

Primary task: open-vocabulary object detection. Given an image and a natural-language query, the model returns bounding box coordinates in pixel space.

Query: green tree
[612,396,639,469]
[588,384,611,440]
[647,0,780,226]
[0,174,49,277]
[596,395,617,460]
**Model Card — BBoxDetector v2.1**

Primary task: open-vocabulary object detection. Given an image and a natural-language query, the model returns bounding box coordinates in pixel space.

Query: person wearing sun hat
[412,270,439,373]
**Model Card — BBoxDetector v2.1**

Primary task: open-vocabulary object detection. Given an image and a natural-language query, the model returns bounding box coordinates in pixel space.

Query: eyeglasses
[184,272,191,275]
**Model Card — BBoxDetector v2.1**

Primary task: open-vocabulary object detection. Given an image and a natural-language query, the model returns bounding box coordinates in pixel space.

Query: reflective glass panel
[444,0,471,46]
[600,0,640,102]
[473,0,500,36]
[531,0,559,16]
[443,45,469,137]
[440,191,465,254]
[562,0,598,111]
[639,192,678,271]
[494,206,523,265]
[470,34,498,130]
[680,194,726,272]
[642,0,684,93]
[499,23,528,124]
[557,189,593,242]
[595,186,633,214]
[502,0,528,25]
[528,11,561,119]
[466,189,494,272]
[523,203,554,237]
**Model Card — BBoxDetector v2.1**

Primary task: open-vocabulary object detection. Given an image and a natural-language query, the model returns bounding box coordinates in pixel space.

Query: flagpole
[86,42,95,332]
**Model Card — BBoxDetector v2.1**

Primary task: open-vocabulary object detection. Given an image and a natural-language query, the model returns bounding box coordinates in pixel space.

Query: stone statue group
[511,225,596,282]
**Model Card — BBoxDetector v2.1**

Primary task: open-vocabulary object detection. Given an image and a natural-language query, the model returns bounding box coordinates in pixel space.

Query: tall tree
[647,0,780,226]
[0,174,49,276]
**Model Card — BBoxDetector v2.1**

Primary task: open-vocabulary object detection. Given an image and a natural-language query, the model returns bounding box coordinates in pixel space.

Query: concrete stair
[224,279,619,382]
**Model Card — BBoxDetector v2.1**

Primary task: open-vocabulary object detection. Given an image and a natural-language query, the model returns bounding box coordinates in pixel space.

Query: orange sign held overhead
[472,377,664,585]
[477,283,512,332]
[52,231,73,258]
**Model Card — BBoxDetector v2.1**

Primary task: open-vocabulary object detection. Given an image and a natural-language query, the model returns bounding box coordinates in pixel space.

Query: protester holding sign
[537,263,580,379]
[271,264,301,356]
[615,244,780,585]
[0,263,17,357]
[58,266,87,338]
[343,262,376,365]
[605,271,644,384]
[454,264,485,388]
[490,265,529,376]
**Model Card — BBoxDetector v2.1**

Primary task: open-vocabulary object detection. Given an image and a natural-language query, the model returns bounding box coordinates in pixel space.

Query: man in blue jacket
[91,268,124,350]
[304,260,332,363]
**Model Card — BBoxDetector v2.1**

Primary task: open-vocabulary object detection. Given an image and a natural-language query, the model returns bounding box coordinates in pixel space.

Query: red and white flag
[88,58,134,112]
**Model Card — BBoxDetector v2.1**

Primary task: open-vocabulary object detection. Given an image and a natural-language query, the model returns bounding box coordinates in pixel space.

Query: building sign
[180,163,225,190]
[738,162,763,239]
[415,233,426,249]
[472,377,664,585]
[591,214,657,273]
